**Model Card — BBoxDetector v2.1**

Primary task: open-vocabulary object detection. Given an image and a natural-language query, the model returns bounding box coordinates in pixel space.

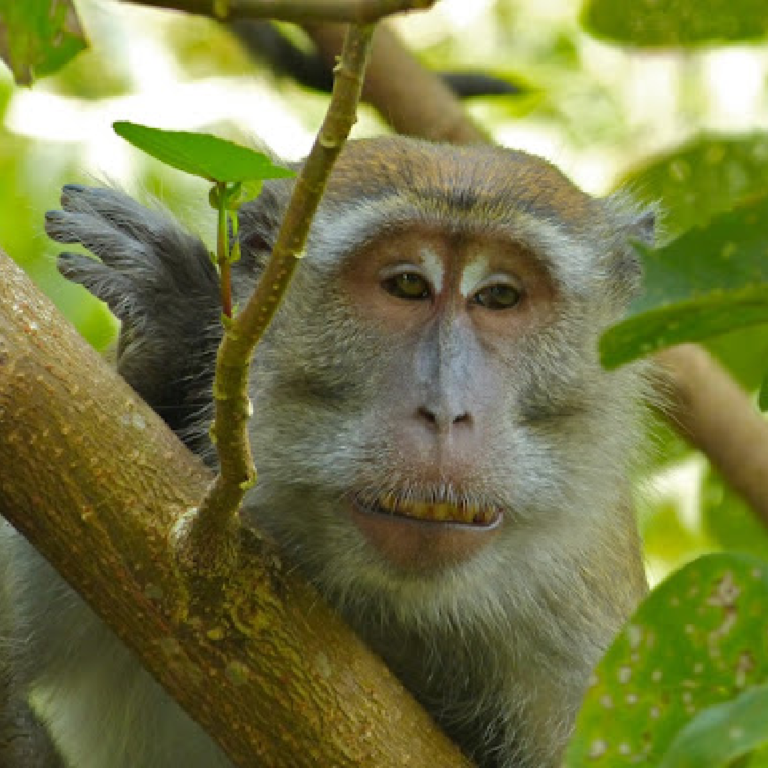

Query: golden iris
[383,273,430,300]
[474,284,521,310]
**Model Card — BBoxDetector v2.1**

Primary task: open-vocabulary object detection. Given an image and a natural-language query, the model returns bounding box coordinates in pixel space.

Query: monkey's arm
[45,186,222,443]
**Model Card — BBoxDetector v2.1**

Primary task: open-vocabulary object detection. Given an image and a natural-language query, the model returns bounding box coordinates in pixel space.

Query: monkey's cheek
[348,501,502,572]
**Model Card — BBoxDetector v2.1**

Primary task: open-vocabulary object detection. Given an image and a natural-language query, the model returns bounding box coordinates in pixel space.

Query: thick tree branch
[0,248,470,768]
[308,22,768,529]
[657,345,768,528]
[120,0,436,23]
[308,23,489,144]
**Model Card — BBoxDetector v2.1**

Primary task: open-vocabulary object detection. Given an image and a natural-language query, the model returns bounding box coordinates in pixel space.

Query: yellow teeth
[377,494,499,526]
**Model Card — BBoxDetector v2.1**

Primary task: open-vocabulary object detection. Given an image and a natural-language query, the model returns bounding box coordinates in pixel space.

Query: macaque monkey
[0,137,652,768]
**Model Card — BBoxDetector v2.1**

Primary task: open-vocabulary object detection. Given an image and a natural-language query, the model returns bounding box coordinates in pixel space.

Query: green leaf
[750,744,768,767]
[611,134,768,379]
[0,0,87,85]
[601,194,768,368]
[658,684,768,768]
[236,180,264,206]
[619,134,768,243]
[581,0,768,48]
[565,553,768,766]
[706,325,768,392]
[113,122,295,184]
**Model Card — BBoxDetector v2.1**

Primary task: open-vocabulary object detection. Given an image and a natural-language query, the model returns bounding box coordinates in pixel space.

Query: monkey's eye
[382,272,431,301]
[473,283,521,311]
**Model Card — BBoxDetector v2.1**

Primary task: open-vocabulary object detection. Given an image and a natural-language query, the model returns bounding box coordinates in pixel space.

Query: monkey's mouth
[350,492,502,571]
[355,493,502,528]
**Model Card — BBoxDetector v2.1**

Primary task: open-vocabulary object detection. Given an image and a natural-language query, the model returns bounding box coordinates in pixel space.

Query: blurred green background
[3,0,768,582]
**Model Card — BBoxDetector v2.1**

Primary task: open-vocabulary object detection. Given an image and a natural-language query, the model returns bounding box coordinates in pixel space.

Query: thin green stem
[215,182,233,318]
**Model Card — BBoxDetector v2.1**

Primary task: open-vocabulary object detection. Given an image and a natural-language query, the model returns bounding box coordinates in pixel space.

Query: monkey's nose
[416,405,472,432]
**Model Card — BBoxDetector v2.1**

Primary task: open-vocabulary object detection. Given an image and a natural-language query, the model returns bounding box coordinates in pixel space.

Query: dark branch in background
[441,71,521,97]
[308,23,491,144]
[121,0,436,23]
[657,345,768,529]
[229,20,520,98]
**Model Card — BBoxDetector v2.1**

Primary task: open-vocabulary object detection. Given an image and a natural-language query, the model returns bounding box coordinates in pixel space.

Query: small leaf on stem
[113,122,295,183]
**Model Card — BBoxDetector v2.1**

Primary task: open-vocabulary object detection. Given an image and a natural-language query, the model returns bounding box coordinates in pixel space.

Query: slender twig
[214,182,233,318]
[121,0,436,23]
[177,23,375,571]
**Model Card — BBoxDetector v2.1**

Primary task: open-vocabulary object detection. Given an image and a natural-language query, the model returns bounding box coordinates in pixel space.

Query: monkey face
[239,139,648,618]
[336,225,557,571]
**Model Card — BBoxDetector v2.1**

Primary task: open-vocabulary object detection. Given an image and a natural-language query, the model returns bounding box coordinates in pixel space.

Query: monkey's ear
[604,202,657,305]
[628,208,656,247]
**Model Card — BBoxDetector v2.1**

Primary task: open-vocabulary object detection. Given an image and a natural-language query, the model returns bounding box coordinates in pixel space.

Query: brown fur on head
[323,138,598,228]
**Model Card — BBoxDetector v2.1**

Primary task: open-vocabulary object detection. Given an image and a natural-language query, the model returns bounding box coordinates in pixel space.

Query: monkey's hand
[46,185,222,438]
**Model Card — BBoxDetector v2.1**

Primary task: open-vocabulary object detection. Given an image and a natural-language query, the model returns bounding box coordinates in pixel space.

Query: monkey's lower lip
[350,496,502,571]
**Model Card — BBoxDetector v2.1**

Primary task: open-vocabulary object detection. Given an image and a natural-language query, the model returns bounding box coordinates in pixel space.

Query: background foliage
[2,0,768,765]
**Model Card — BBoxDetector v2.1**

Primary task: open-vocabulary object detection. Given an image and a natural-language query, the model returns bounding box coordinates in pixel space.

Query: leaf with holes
[600,194,768,368]
[113,122,295,184]
[564,553,768,766]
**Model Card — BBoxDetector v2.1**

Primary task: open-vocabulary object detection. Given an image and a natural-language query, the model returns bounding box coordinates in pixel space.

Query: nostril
[417,406,438,426]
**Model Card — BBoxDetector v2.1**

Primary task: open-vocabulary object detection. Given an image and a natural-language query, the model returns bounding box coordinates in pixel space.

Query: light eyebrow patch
[459,256,489,299]
[418,245,445,295]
